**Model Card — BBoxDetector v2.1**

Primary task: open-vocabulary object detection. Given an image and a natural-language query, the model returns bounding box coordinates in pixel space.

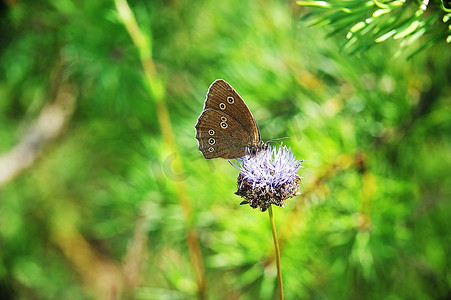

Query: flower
[233,144,304,212]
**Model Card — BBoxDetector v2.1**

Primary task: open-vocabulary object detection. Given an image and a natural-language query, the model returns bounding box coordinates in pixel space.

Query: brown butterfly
[195,79,267,159]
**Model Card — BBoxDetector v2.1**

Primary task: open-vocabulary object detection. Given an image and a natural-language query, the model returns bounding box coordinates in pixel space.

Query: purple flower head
[233,144,304,212]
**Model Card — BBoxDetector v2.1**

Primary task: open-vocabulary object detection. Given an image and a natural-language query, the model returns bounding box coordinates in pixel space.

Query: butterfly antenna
[266,137,291,144]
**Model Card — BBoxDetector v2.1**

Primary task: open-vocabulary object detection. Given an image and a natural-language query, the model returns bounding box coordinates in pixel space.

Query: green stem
[268,206,284,300]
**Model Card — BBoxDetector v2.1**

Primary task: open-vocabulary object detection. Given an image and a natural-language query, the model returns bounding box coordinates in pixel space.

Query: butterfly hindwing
[195,108,253,159]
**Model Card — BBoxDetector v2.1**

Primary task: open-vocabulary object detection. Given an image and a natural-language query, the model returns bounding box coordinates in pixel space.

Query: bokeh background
[0,0,450,299]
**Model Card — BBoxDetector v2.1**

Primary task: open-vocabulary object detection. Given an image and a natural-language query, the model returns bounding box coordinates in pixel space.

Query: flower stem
[268,205,284,300]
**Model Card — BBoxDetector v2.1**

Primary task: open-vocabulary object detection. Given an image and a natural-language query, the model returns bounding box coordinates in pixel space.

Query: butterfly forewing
[204,79,260,142]
[195,109,253,159]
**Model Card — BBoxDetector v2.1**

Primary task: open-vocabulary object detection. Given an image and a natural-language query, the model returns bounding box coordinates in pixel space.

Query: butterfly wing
[195,108,253,159]
[204,79,260,143]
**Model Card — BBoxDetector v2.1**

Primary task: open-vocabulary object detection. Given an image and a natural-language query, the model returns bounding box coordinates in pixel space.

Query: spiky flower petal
[233,144,304,212]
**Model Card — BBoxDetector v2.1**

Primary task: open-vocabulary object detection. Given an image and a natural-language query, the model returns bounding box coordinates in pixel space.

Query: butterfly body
[195,79,265,159]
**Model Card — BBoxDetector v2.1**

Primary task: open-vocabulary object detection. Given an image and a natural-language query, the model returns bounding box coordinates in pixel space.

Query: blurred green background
[0,0,450,299]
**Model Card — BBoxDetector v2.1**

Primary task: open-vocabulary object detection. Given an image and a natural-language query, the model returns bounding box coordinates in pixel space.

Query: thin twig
[122,211,152,289]
[0,84,76,188]
[52,220,123,300]
[114,1,207,297]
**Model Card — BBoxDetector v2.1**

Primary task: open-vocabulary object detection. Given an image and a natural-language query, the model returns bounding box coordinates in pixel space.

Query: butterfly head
[246,140,269,157]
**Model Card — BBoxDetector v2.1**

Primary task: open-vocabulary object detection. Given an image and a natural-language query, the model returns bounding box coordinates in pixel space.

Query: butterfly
[195,79,267,159]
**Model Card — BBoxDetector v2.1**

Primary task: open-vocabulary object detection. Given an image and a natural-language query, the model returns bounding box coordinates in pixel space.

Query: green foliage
[0,0,450,299]
[297,0,451,57]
